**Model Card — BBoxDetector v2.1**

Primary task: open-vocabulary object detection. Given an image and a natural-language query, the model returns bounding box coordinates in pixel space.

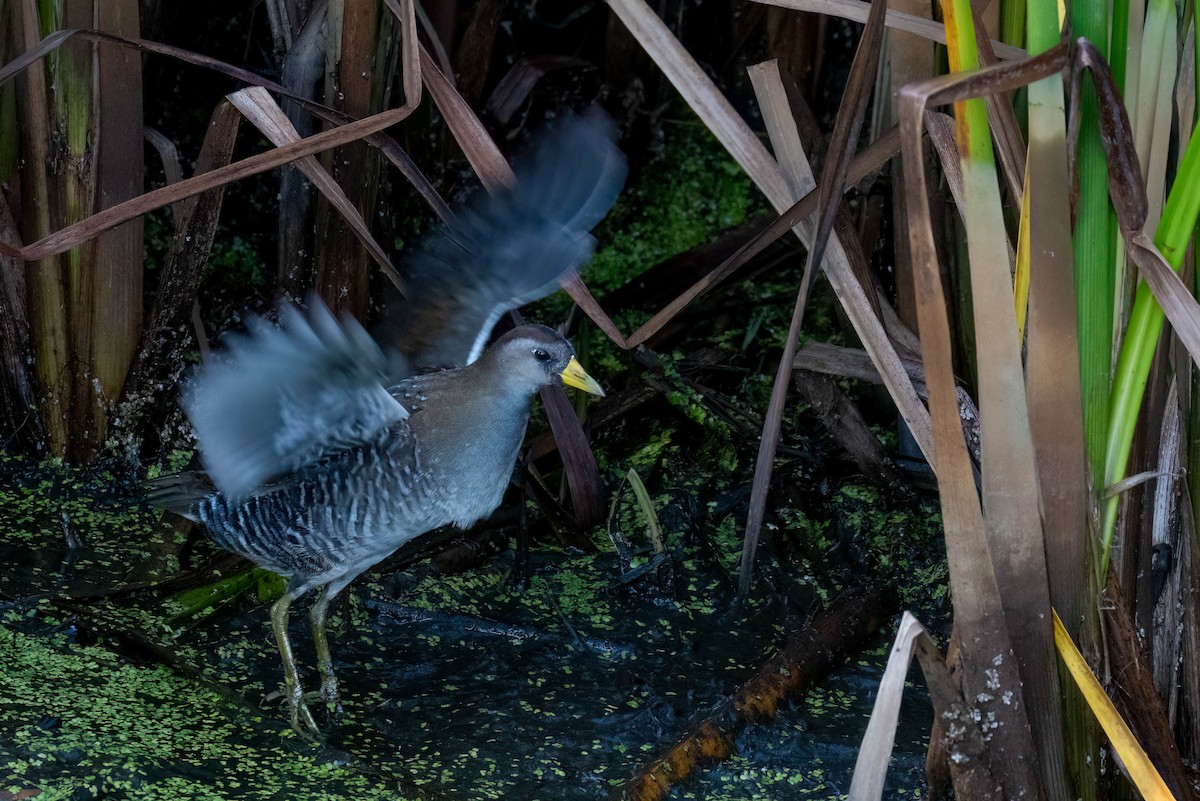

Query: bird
[146,110,625,736]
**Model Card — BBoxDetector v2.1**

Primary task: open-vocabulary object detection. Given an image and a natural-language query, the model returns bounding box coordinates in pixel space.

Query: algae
[0,609,416,801]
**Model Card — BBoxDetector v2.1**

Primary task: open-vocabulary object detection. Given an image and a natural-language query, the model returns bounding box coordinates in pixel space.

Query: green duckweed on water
[0,608,415,801]
[0,446,942,799]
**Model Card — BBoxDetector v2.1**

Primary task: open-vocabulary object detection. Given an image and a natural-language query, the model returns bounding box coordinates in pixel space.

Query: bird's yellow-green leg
[309,588,344,718]
[271,593,319,736]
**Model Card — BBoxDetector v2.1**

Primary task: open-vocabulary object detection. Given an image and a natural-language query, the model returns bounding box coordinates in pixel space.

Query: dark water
[0,455,935,800]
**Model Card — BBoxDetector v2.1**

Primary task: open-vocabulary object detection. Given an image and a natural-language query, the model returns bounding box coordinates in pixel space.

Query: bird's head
[486,325,605,398]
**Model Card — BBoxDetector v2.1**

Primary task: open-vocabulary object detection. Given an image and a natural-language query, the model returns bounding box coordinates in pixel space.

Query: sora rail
[147,111,625,735]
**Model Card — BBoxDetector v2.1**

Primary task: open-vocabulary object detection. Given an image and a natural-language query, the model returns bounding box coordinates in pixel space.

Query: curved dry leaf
[1129,232,1200,368]
[848,612,931,801]
[751,0,1025,60]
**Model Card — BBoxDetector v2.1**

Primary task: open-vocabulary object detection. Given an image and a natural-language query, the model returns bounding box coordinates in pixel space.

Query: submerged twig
[620,584,894,801]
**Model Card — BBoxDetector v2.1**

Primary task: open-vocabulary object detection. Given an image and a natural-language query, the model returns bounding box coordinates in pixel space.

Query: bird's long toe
[286,684,321,739]
[290,695,324,743]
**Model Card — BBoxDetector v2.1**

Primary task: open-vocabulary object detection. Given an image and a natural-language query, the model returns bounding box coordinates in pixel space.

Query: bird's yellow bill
[560,358,605,397]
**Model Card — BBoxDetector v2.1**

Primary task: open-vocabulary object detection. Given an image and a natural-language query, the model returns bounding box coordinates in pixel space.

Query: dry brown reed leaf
[560,273,628,348]
[1068,41,1144,224]
[751,0,1025,60]
[849,614,953,800]
[486,55,591,125]
[143,128,185,226]
[737,0,888,596]
[1021,44,1088,666]
[227,87,403,290]
[418,44,515,192]
[794,340,923,384]
[0,0,420,264]
[605,0,935,474]
[896,43,1074,800]
[1127,234,1200,364]
[950,64,1068,801]
[872,0,935,134]
[1070,41,1200,370]
[972,7,1027,204]
[122,101,243,409]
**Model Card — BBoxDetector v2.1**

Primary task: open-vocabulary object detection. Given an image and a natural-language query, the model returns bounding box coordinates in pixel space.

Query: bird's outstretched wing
[378,108,627,368]
[182,296,410,500]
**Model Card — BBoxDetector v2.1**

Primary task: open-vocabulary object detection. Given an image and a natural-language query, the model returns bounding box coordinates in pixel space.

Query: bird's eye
[533,349,552,362]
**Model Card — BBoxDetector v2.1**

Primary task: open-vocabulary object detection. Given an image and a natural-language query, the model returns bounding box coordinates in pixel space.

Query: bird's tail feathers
[142,470,213,520]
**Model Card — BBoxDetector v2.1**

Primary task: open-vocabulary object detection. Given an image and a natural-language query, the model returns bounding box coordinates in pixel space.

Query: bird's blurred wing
[510,106,628,235]
[183,296,410,500]
[378,108,628,368]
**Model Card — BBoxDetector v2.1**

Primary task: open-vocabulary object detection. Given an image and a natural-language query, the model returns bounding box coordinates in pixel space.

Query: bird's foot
[283,681,321,740]
[317,669,345,721]
[500,556,531,593]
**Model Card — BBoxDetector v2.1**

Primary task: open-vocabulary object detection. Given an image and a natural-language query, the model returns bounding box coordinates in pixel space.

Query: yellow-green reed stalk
[1110,0,1131,94]
[1071,0,1115,486]
[1001,0,1025,49]
[51,21,96,334]
[1102,128,1200,576]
